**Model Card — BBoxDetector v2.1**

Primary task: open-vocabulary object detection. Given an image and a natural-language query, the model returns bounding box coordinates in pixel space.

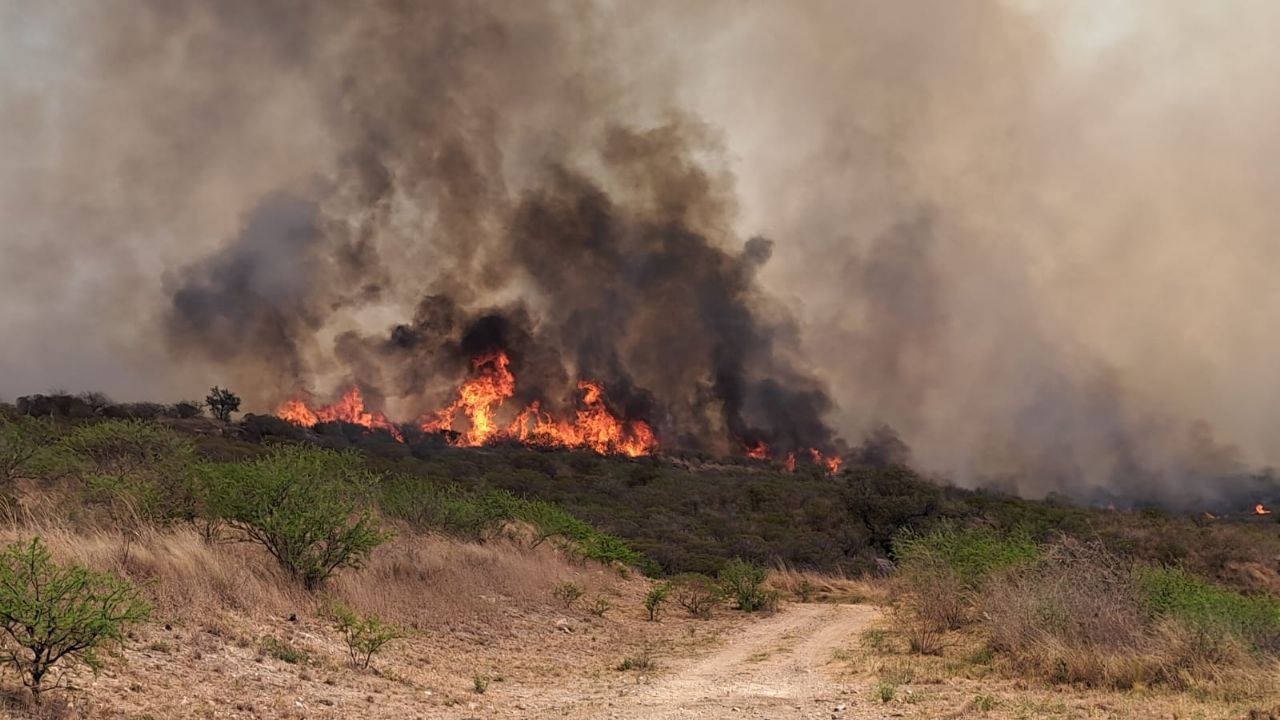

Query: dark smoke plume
[7,0,1280,510]
[154,4,841,456]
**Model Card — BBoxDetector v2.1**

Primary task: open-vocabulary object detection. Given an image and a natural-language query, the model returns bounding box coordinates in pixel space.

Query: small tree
[671,573,721,619]
[0,416,74,486]
[173,400,204,419]
[553,581,584,608]
[199,446,392,589]
[330,604,406,670]
[644,582,671,622]
[62,420,198,522]
[0,538,150,700]
[718,558,775,612]
[205,386,241,422]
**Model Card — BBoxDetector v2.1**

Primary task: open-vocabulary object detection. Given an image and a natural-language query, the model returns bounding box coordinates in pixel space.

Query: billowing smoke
[4,0,1280,507]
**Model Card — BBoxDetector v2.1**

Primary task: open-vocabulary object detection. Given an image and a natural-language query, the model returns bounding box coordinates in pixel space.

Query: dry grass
[767,563,889,605]
[329,524,620,632]
[875,536,1280,703]
[981,540,1275,695]
[842,616,1280,720]
[0,510,623,637]
[0,507,734,718]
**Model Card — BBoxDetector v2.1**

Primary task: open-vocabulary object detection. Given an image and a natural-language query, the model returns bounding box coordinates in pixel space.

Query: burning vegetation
[273,348,847,469]
[277,351,658,457]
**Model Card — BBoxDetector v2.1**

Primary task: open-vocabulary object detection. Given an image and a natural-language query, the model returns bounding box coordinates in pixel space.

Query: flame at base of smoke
[277,351,658,457]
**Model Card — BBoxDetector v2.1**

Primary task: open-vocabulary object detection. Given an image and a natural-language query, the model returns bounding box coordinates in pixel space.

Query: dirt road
[594,603,879,719]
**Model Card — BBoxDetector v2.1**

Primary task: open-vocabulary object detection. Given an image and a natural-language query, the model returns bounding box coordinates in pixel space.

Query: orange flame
[804,447,843,473]
[276,387,403,442]
[505,381,657,457]
[1257,503,1273,515]
[752,444,841,474]
[419,352,516,446]
[421,352,658,456]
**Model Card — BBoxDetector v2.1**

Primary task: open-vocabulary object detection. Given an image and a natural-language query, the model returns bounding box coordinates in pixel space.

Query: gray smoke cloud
[3,0,1279,507]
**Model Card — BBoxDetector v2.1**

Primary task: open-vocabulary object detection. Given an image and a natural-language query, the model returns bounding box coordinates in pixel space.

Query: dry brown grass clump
[0,514,624,636]
[981,539,1274,695]
[768,563,889,605]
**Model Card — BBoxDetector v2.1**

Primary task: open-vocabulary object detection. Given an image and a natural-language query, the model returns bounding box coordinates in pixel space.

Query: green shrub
[199,446,392,589]
[893,524,1039,588]
[380,475,508,539]
[553,581,584,608]
[63,420,198,521]
[1136,565,1280,652]
[0,416,75,486]
[0,538,150,699]
[330,604,406,670]
[878,682,896,703]
[670,573,720,619]
[259,636,308,665]
[588,596,612,617]
[718,558,775,612]
[644,582,671,621]
[173,400,204,419]
[795,578,816,603]
[380,474,652,571]
[616,642,656,671]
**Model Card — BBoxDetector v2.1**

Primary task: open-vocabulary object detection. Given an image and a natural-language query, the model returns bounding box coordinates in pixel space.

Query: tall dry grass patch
[0,511,627,634]
[329,528,623,631]
[0,519,308,622]
[768,562,889,605]
[887,526,1280,697]
[983,543,1274,694]
[983,540,1165,688]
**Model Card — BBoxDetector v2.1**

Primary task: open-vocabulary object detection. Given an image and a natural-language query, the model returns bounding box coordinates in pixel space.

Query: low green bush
[718,558,775,612]
[671,573,720,619]
[330,604,406,670]
[644,582,671,621]
[380,474,652,571]
[893,524,1039,587]
[0,538,150,700]
[553,581,584,608]
[0,416,76,486]
[1136,565,1280,652]
[198,446,392,590]
[63,420,199,521]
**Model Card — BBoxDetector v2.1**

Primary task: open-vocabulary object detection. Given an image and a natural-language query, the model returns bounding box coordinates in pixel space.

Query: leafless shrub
[981,538,1267,692]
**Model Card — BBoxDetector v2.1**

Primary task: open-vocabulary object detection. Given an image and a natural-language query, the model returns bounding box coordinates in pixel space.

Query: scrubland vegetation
[880,523,1280,707]
[0,394,1277,715]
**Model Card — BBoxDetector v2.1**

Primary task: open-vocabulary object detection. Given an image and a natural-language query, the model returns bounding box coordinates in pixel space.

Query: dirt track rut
[597,603,879,719]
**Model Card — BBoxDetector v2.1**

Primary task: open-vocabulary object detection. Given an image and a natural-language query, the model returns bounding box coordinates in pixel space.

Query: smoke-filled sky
[3,0,1279,507]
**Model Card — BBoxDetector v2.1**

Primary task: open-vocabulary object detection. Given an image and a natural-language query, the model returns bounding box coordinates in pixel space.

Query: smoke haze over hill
[3,0,1280,507]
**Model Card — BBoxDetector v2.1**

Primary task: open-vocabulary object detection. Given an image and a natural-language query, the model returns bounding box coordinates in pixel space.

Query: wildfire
[419,352,516,446]
[1257,503,1273,515]
[420,353,657,456]
[505,381,658,457]
[276,386,403,442]
[809,447,844,474]
[277,353,657,456]
[748,442,842,475]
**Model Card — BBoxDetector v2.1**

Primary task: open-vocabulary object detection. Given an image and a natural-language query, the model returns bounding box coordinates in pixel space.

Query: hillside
[0,402,1276,718]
